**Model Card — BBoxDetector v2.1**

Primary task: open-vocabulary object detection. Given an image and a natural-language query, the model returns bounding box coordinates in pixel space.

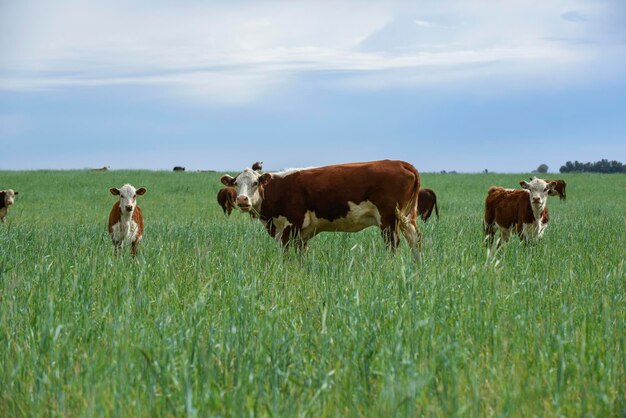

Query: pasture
[0,169,624,416]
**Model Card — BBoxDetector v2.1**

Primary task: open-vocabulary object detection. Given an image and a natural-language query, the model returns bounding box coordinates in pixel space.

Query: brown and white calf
[0,189,19,222]
[484,177,555,246]
[529,178,567,200]
[108,184,147,256]
[418,188,439,221]
[221,160,422,257]
[217,187,237,216]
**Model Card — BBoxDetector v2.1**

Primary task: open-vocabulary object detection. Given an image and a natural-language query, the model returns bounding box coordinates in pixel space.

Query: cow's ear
[520,181,530,189]
[259,173,272,186]
[221,175,236,186]
[110,188,120,196]
[14,191,18,195]
[0,192,5,199]
[544,182,555,193]
[136,187,147,195]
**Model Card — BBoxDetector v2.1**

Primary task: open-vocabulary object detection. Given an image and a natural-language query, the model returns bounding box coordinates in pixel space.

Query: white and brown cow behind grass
[0,189,19,222]
[108,184,146,257]
[484,177,555,247]
[221,159,422,257]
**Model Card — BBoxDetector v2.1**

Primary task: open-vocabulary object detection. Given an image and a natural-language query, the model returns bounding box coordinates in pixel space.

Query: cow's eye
[253,181,258,186]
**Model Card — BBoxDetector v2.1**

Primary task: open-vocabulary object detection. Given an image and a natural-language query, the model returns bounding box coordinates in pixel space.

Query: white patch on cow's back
[300,201,381,240]
[272,166,317,178]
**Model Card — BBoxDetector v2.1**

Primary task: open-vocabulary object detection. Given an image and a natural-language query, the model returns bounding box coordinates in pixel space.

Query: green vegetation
[1,170,624,416]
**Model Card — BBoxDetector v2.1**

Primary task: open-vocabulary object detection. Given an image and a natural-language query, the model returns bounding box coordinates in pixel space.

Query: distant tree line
[560,159,625,173]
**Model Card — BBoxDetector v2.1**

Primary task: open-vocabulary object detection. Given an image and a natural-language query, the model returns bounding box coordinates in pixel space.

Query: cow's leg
[381,220,400,251]
[395,209,422,259]
[112,241,122,256]
[131,240,138,257]
[484,222,495,246]
[498,226,510,246]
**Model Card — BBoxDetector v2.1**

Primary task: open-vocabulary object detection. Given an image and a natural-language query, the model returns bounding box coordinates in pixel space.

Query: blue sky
[1,0,625,172]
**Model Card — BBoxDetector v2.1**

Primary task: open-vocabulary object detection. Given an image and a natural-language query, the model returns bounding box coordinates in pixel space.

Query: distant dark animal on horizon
[217,187,237,216]
[91,166,110,171]
[173,166,185,172]
[418,188,439,221]
[0,189,19,222]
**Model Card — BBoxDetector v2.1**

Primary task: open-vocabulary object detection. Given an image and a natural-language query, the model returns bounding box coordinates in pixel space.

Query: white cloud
[0,0,624,104]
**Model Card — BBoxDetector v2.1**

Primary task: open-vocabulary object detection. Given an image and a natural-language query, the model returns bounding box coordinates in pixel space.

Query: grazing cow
[217,187,237,216]
[418,188,439,221]
[91,166,110,172]
[221,160,422,257]
[108,184,147,257]
[531,178,566,201]
[0,189,19,222]
[484,177,555,246]
[173,166,185,172]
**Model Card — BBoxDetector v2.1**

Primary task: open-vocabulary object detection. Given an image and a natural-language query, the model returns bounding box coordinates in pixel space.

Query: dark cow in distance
[484,177,555,247]
[217,187,237,216]
[221,160,422,257]
[173,166,185,172]
[418,188,439,221]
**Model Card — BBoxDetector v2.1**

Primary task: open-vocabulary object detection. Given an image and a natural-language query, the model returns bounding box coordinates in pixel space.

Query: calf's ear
[14,191,18,195]
[221,175,236,186]
[110,188,120,196]
[136,187,147,195]
[259,173,272,186]
[520,181,530,189]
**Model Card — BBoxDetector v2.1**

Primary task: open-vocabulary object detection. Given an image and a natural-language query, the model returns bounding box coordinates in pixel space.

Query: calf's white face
[110,184,146,214]
[221,169,271,212]
[3,189,18,206]
[520,177,553,211]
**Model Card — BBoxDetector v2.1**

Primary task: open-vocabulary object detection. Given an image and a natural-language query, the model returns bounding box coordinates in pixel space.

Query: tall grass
[1,170,624,416]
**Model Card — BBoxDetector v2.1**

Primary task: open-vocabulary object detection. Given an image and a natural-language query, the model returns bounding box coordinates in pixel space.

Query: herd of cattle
[1,159,566,257]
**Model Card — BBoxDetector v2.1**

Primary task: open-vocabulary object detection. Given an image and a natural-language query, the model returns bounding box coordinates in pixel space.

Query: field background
[0,169,624,417]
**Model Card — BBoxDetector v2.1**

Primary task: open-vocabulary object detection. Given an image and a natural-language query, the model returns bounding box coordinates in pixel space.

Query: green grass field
[1,170,624,416]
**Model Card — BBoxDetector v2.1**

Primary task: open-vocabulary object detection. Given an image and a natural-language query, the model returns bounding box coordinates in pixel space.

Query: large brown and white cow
[221,160,422,256]
[418,188,439,221]
[484,177,555,246]
[0,189,19,222]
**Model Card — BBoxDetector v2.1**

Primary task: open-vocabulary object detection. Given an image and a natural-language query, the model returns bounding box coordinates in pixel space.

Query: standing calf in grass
[108,184,147,256]
[0,189,19,222]
[484,177,554,247]
[418,188,439,221]
[217,187,237,215]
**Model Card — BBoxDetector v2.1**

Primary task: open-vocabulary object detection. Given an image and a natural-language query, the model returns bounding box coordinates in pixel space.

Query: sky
[1,0,625,173]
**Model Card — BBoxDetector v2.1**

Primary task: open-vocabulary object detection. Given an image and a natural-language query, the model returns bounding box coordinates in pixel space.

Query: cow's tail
[433,192,439,219]
[396,165,422,259]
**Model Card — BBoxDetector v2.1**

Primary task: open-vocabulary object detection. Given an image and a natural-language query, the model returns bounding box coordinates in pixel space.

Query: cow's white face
[2,189,18,206]
[110,184,146,215]
[221,168,271,213]
[520,177,553,211]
